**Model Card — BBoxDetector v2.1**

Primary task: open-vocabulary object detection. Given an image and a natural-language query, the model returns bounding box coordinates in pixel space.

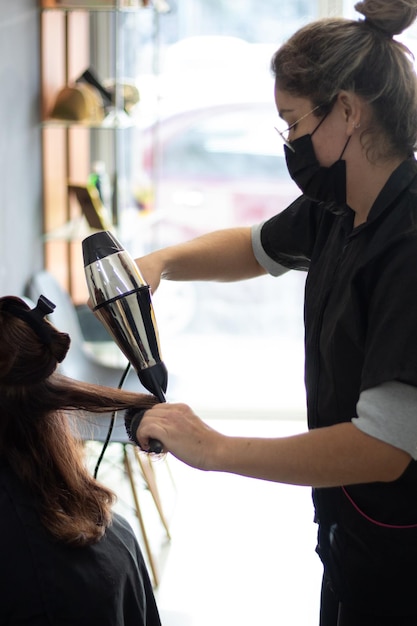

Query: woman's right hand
[136,402,226,471]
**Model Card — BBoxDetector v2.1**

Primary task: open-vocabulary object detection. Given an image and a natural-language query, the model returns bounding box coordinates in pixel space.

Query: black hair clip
[6,295,56,345]
[31,295,56,320]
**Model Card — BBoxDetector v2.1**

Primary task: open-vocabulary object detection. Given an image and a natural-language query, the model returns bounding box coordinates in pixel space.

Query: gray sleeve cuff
[251,223,289,277]
[352,381,417,459]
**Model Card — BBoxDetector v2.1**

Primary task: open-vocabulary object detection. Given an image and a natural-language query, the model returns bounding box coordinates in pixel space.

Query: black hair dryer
[82,231,167,451]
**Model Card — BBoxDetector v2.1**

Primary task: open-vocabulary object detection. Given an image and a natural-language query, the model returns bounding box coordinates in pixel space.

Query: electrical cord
[93,361,131,479]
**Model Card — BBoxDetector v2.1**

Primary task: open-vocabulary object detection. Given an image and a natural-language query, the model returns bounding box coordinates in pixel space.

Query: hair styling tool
[124,406,149,451]
[82,230,167,453]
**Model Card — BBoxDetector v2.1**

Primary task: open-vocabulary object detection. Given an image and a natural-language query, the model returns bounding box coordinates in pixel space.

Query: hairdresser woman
[0,295,161,625]
[133,1,417,624]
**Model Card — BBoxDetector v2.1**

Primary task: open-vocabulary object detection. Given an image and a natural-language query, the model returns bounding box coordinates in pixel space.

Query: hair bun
[355,0,417,37]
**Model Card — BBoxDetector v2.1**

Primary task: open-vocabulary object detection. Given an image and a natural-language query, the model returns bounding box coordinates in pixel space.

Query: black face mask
[284,132,350,207]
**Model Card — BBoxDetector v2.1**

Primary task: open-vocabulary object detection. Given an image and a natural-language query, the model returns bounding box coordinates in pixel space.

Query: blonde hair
[271,0,417,159]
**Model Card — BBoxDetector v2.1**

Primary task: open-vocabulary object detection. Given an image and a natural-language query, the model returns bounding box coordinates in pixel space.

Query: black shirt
[0,460,161,626]
[257,158,417,613]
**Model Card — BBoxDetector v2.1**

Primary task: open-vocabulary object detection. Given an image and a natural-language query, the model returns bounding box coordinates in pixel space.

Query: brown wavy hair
[271,0,417,160]
[0,296,157,546]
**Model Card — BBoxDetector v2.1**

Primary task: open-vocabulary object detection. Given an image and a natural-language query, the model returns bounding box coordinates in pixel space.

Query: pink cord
[342,486,417,529]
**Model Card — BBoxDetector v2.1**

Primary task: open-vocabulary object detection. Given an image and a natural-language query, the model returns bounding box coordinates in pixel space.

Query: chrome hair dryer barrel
[82,230,168,402]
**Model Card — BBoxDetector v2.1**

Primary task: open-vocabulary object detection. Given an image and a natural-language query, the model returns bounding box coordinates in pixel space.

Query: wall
[0,0,43,297]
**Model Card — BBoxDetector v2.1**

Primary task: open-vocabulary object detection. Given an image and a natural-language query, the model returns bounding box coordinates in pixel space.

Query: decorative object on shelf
[78,68,140,116]
[88,160,112,209]
[50,83,105,123]
[68,183,114,231]
[102,78,140,114]
[77,68,113,110]
[50,67,140,123]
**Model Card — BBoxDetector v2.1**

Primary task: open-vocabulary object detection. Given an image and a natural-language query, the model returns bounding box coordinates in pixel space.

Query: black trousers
[319,573,417,626]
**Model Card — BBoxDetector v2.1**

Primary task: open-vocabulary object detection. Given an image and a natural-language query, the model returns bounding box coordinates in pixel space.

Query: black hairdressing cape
[0,460,161,626]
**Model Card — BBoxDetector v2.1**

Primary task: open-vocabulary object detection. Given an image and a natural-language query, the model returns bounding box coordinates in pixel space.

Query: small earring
[354,122,361,129]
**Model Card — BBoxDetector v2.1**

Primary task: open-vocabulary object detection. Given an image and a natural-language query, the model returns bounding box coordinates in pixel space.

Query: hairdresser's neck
[348,153,406,227]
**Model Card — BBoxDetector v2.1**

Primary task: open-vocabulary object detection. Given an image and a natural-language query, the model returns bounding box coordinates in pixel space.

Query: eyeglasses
[274,104,322,153]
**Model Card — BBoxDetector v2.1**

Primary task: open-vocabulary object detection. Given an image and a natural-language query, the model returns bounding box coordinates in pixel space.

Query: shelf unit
[40,1,155,302]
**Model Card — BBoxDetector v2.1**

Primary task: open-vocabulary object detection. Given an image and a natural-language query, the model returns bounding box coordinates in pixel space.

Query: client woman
[0,294,161,626]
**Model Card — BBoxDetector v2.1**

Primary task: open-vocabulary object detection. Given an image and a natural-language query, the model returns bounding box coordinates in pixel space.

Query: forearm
[137,404,411,487]
[214,422,411,487]
[136,227,266,287]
